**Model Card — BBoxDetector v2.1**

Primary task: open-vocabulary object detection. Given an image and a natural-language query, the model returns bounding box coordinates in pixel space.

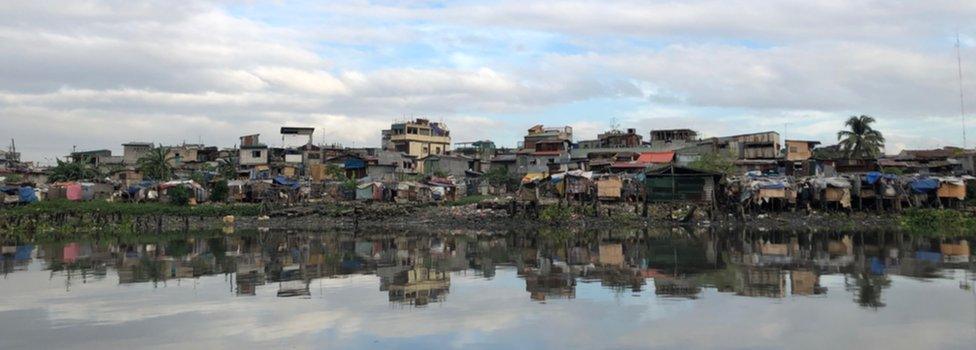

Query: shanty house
[610,151,674,173]
[644,165,721,202]
[420,154,471,177]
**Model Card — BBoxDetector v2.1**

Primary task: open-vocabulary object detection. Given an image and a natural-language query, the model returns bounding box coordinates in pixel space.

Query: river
[1,229,974,349]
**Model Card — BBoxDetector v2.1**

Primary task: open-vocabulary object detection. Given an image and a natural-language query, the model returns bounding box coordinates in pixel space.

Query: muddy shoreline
[142,203,907,233]
[0,201,916,236]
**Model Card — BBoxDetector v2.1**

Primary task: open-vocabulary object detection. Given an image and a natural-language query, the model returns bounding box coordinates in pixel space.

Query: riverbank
[2,198,973,240]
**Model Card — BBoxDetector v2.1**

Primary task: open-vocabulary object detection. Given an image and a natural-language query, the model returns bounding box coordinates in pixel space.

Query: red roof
[610,151,674,169]
[635,151,675,164]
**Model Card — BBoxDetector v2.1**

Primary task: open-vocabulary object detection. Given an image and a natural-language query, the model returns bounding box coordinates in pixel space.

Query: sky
[3,0,976,164]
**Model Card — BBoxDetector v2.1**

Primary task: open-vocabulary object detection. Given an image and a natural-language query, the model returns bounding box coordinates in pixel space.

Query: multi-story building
[122,142,153,165]
[517,125,574,175]
[649,129,699,150]
[454,140,496,172]
[238,134,269,168]
[593,128,643,148]
[381,118,451,158]
[712,131,781,159]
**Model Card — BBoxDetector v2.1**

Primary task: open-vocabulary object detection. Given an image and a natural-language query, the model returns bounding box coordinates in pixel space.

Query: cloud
[2,0,976,162]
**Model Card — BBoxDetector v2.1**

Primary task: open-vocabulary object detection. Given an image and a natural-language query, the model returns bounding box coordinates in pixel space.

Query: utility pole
[957,32,967,148]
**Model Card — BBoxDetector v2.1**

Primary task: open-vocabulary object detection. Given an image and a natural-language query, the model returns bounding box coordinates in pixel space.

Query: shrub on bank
[540,205,572,223]
[899,208,976,236]
[210,180,229,202]
[168,186,191,206]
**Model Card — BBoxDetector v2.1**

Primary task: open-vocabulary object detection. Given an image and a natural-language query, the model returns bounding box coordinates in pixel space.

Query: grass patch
[899,208,976,237]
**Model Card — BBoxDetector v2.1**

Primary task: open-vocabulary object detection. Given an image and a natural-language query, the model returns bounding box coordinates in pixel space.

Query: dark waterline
[1,229,974,349]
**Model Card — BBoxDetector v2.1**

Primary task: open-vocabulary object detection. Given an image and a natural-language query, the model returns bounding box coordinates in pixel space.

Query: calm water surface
[1,229,974,349]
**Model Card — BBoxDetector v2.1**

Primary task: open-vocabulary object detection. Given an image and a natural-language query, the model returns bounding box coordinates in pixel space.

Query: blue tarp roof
[865,172,897,185]
[909,178,939,193]
[344,158,366,170]
[273,175,300,189]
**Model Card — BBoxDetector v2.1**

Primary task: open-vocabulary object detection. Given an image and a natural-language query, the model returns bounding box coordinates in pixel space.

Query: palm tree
[49,157,98,182]
[837,115,885,159]
[137,147,174,181]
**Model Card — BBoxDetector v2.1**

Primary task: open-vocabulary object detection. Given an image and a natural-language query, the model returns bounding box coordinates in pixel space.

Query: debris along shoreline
[0,199,926,238]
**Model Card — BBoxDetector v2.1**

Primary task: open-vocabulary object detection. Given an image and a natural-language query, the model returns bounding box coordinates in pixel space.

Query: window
[434,147,441,154]
[251,150,262,158]
[789,146,798,153]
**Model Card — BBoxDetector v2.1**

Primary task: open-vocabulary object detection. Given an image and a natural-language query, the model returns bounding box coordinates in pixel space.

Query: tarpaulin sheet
[864,172,897,185]
[18,186,37,203]
[80,183,95,201]
[356,185,374,200]
[915,251,941,263]
[273,175,300,189]
[865,172,881,185]
[15,245,32,260]
[344,158,365,170]
[431,186,446,200]
[755,181,786,189]
[814,177,851,189]
[550,173,565,183]
[910,178,939,193]
[522,172,546,184]
[869,257,886,275]
[65,183,82,201]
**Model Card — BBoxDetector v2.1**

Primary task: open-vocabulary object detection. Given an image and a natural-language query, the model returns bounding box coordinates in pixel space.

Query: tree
[210,180,229,202]
[483,166,511,187]
[137,147,174,181]
[689,150,737,176]
[216,158,238,180]
[837,115,885,159]
[49,157,99,182]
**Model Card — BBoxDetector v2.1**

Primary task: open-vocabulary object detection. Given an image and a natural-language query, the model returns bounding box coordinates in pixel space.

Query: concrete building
[517,125,574,175]
[238,134,268,167]
[382,118,451,158]
[714,131,781,160]
[420,154,472,177]
[453,140,496,172]
[165,144,203,168]
[649,129,699,150]
[122,142,153,165]
[69,149,115,167]
[579,128,643,149]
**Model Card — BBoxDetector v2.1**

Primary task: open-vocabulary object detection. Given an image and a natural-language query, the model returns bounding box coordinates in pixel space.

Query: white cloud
[3,0,976,162]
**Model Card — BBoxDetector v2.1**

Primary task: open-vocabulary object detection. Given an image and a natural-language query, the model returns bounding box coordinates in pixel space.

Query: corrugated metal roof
[635,151,675,164]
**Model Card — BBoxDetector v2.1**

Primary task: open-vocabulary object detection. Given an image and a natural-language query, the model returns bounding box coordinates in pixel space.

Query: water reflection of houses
[522,258,576,301]
[386,261,450,306]
[3,230,972,308]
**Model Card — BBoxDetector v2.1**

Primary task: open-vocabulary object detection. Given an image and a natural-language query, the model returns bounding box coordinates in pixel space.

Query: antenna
[957,32,967,148]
